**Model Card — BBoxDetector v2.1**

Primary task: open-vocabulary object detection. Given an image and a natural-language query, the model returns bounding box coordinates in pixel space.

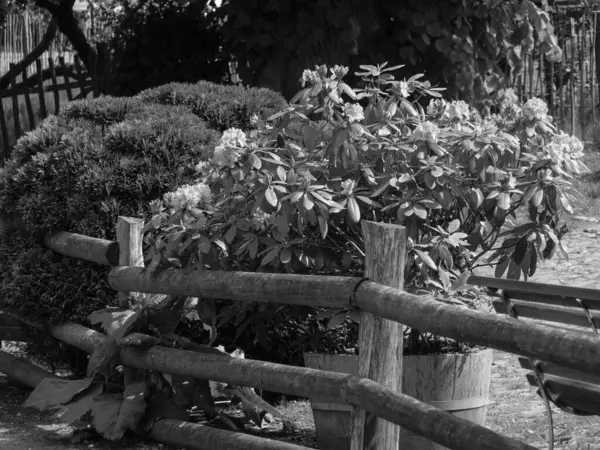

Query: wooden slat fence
[0,49,110,161]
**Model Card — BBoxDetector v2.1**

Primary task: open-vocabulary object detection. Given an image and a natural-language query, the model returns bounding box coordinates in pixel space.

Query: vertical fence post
[350,222,405,450]
[116,216,144,386]
[116,216,144,309]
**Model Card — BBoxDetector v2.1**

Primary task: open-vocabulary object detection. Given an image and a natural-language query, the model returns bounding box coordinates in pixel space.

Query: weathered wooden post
[115,216,144,308]
[115,216,144,385]
[351,222,405,450]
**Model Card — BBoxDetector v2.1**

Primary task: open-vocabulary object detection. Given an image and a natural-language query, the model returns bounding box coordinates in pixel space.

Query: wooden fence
[2,217,600,449]
[0,9,94,75]
[0,48,110,161]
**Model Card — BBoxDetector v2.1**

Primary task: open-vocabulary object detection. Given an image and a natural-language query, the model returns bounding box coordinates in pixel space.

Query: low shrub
[145,63,586,361]
[138,81,287,131]
[0,81,285,372]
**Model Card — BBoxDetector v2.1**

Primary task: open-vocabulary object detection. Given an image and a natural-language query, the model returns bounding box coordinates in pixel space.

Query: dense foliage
[100,0,228,96]
[145,63,586,356]
[0,81,286,370]
[224,0,561,101]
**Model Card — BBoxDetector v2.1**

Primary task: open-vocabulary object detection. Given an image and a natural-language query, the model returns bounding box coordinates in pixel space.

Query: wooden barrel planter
[304,349,493,450]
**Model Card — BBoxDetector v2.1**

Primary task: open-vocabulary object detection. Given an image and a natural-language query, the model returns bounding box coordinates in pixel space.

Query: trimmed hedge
[0,81,286,372]
[138,81,287,131]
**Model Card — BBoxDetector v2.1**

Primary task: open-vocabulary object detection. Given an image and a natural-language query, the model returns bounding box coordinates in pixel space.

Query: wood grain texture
[468,274,600,301]
[51,324,535,450]
[492,299,600,329]
[351,221,404,450]
[108,266,360,308]
[116,216,145,308]
[147,419,310,450]
[354,281,600,376]
[44,231,119,266]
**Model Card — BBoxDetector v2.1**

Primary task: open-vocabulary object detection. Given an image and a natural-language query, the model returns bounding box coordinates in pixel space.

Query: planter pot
[304,349,493,450]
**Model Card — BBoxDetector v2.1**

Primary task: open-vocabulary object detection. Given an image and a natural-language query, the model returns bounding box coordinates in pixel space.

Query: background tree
[223,0,561,102]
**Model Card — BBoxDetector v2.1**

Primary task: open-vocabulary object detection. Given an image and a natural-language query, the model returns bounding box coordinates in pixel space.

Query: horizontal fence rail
[108,266,600,377]
[50,323,536,450]
[44,231,119,266]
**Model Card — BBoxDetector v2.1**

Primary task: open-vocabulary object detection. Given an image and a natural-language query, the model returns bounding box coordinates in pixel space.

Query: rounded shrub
[138,81,288,131]
[0,81,286,372]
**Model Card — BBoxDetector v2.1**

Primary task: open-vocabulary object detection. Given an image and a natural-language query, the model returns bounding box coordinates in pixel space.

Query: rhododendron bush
[144,63,586,335]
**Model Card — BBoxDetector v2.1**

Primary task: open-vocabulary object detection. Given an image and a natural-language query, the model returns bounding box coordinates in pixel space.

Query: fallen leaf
[25,378,95,410]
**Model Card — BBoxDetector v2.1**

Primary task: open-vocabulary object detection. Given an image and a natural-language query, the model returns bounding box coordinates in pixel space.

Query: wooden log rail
[50,323,535,450]
[108,266,600,376]
[44,232,119,266]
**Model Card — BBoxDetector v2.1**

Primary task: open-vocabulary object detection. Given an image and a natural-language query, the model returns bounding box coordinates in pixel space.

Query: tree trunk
[34,0,96,72]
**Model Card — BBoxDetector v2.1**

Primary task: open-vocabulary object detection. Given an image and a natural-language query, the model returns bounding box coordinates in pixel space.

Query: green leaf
[87,337,120,378]
[447,219,460,234]
[506,258,522,281]
[414,249,437,271]
[451,271,470,292]
[54,383,103,424]
[438,266,451,290]
[513,237,528,265]
[495,255,510,278]
[265,187,278,207]
[25,377,95,410]
[140,391,190,432]
[327,312,347,329]
[261,247,279,266]
[91,383,148,442]
[279,247,292,264]
[88,308,137,338]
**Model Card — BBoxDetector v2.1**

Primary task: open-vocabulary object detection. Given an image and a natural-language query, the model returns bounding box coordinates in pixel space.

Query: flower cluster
[522,97,548,120]
[212,128,248,168]
[543,132,586,173]
[412,121,440,143]
[164,183,211,210]
[444,100,471,121]
[149,62,587,308]
[344,103,364,123]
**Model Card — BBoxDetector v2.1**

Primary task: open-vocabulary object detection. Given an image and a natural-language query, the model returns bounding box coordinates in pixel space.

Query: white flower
[344,103,364,123]
[497,88,518,110]
[426,99,446,117]
[522,98,548,120]
[543,132,585,170]
[195,161,211,175]
[399,81,410,98]
[220,128,247,148]
[213,144,243,168]
[251,209,272,230]
[445,100,470,121]
[341,179,356,196]
[412,121,440,143]
[165,183,212,209]
[301,69,320,87]
[250,114,260,127]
